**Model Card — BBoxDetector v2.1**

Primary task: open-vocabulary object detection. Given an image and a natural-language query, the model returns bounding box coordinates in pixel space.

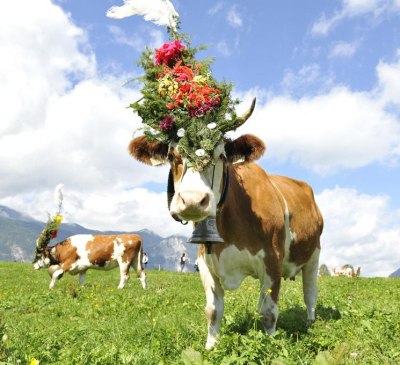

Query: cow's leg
[139,271,146,289]
[133,254,146,289]
[258,274,280,334]
[198,257,224,350]
[79,270,87,286]
[302,248,320,321]
[49,268,64,289]
[118,260,130,289]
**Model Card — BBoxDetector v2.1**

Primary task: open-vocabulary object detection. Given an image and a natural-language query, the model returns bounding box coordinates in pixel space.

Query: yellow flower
[267,289,272,294]
[30,359,40,365]
[54,214,63,227]
[193,75,207,84]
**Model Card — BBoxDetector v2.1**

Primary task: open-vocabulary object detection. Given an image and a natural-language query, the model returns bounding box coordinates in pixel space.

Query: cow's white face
[169,144,226,222]
[33,255,50,270]
[128,133,266,224]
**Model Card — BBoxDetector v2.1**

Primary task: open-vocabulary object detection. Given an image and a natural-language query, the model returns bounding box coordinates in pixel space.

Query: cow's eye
[168,153,175,162]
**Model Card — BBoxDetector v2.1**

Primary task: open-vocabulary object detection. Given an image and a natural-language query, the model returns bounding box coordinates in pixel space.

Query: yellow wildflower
[54,214,63,227]
[30,359,40,365]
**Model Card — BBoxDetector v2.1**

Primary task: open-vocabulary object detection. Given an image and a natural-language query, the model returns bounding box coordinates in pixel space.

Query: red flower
[155,40,186,67]
[160,115,175,131]
[166,103,176,110]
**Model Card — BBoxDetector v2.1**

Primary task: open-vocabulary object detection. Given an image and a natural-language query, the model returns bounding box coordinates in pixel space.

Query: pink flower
[155,40,186,67]
[160,115,175,131]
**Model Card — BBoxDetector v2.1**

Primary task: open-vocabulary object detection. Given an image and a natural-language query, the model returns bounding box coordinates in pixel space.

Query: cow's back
[85,234,142,266]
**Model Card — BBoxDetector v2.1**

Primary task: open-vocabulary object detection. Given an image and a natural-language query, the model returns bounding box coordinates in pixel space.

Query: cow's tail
[136,238,147,289]
[137,238,144,274]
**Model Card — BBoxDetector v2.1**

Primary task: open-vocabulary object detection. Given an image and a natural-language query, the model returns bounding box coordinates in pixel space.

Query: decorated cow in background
[332,264,361,277]
[32,186,146,290]
[33,233,147,290]
[125,25,324,349]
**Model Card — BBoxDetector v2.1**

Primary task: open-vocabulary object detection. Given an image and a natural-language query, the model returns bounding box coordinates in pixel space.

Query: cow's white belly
[205,245,267,290]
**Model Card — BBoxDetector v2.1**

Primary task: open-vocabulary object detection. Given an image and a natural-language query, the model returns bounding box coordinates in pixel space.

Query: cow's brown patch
[54,238,79,271]
[86,235,115,266]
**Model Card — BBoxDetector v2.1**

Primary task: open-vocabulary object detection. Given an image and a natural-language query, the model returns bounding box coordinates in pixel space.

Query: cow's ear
[128,136,169,166]
[225,134,265,163]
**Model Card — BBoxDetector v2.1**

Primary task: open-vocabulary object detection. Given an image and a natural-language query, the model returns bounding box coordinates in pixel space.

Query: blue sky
[0,0,399,276]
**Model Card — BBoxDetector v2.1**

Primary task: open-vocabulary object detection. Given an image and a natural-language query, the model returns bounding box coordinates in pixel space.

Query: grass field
[0,262,399,365]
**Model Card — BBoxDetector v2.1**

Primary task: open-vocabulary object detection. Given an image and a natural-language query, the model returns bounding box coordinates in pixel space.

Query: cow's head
[128,99,265,223]
[32,247,52,270]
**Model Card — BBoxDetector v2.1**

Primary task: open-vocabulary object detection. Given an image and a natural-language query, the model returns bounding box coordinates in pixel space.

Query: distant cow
[33,234,147,289]
[128,98,323,349]
[332,265,361,278]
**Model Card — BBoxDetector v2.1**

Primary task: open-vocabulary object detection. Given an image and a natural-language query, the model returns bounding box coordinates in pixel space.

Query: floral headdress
[33,185,64,259]
[106,1,255,170]
[131,28,254,170]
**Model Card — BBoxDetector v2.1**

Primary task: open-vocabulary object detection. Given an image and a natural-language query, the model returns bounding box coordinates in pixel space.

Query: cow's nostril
[178,193,185,205]
[200,195,209,208]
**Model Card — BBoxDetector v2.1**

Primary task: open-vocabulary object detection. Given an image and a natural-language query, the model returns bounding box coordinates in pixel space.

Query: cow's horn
[235,97,256,129]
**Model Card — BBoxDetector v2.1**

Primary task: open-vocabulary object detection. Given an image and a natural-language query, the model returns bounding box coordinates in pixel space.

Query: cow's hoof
[205,340,216,350]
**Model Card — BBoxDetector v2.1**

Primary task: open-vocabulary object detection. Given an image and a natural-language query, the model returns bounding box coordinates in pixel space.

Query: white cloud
[227,5,243,28]
[312,14,342,36]
[208,2,224,15]
[237,85,400,174]
[0,0,95,135]
[108,25,164,51]
[215,40,231,57]
[376,50,400,106]
[329,40,359,58]
[312,0,399,36]
[281,64,335,94]
[0,185,191,238]
[316,187,400,277]
[0,0,187,237]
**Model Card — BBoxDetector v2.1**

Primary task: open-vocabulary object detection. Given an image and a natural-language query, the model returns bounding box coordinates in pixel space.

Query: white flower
[207,122,217,129]
[195,149,206,157]
[177,128,185,137]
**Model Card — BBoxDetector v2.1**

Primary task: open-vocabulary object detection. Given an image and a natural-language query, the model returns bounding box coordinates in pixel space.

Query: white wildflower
[195,149,206,157]
[177,128,185,137]
[207,122,217,129]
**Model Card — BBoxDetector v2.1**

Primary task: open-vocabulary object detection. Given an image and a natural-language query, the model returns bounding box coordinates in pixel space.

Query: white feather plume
[106,0,179,30]
[54,184,64,214]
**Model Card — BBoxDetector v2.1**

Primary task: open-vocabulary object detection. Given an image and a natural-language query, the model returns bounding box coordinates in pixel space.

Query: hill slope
[389,267,400,277]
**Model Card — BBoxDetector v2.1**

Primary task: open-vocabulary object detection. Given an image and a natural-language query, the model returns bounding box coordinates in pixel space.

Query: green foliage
[131,31,241,170]
[0,263,399,364]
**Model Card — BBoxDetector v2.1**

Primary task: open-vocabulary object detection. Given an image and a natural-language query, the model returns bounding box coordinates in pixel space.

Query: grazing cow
[128,100,323,349]
[332,265,361,277]
[33,234,147,290]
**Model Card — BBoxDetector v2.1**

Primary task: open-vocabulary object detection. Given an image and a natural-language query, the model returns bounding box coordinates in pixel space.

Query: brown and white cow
[332,265,361,277]
[33,234,147,290]
[128,101,323,349]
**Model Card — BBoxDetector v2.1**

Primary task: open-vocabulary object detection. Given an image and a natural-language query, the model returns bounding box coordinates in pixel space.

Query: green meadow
[0,262,399,364]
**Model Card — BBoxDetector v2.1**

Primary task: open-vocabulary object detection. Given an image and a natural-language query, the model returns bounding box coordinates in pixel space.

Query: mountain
[0,205,197,271]
[389,267,400,278]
